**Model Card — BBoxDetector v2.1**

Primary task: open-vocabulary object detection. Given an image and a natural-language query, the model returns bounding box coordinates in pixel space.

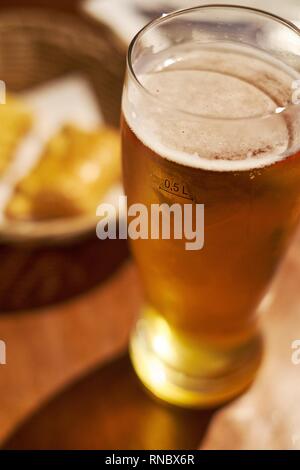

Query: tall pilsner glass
[121,5,300,407]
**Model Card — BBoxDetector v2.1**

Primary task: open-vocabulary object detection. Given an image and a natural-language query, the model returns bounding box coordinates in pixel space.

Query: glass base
[129,309,263,408]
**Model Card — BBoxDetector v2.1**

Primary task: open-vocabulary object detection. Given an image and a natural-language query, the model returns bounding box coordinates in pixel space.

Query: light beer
[121,6,300,406]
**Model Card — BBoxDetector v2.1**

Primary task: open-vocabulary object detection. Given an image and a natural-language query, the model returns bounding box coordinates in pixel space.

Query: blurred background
[0,0,300,451]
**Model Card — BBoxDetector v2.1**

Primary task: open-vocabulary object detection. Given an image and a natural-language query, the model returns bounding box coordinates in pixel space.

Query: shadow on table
[3,354,215,450]
[0,234,129,312]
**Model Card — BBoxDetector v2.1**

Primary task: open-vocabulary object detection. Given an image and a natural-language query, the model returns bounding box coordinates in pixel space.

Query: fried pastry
[0,95,32,174]
[5,124,121,220]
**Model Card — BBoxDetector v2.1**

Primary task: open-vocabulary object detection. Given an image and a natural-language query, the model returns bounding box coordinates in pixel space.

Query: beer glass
[121,5,300,407]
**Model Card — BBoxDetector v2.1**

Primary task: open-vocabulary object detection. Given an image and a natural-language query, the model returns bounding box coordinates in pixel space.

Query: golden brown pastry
[5,124,121,220]
[0,95,32,174]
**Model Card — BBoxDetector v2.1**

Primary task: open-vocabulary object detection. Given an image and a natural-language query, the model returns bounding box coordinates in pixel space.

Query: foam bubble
[124,44,299,172]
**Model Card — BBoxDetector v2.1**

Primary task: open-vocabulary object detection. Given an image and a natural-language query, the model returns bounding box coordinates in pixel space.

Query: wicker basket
[0,8,126,242]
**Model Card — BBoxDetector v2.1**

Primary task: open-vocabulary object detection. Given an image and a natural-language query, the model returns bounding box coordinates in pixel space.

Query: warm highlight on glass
[121,5,300,407]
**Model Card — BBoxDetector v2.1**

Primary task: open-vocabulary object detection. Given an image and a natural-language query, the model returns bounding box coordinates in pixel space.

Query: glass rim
[127,4,300,122]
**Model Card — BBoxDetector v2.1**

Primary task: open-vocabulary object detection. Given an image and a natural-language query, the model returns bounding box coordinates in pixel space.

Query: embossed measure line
[159,185,193,201]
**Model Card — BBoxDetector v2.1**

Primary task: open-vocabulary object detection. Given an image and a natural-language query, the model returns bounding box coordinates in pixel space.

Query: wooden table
[0,235,216,448]
[1,226,300,450]
[0,234,214,449]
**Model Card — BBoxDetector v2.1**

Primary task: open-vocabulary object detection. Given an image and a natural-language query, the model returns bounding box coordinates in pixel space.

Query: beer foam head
[123,44,300,171]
